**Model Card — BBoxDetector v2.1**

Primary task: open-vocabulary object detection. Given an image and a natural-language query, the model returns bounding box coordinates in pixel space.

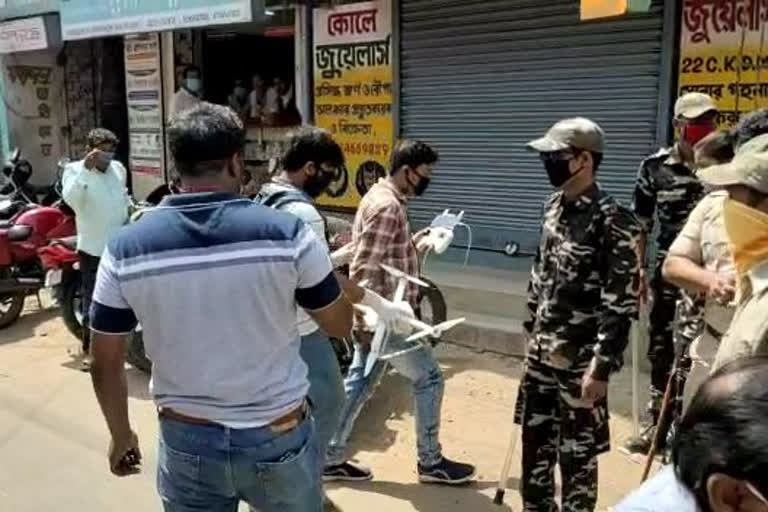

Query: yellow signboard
[678,0,768,126]
[581,0,627,20]
[313,1,394,209]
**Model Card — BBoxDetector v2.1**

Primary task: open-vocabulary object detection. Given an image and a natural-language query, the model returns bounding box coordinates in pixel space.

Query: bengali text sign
[680,0,768,126]
[313,1,393,209]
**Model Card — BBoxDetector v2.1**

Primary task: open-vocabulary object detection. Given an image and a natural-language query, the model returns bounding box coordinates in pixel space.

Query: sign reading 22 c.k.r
[313,0,394,209]
[679,0,768,126]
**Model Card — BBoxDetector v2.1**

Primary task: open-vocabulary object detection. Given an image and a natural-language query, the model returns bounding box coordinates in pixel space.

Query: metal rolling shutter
[400,0,665,253]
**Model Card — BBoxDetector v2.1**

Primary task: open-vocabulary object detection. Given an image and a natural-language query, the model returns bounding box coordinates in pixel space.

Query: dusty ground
[0,299,654,511]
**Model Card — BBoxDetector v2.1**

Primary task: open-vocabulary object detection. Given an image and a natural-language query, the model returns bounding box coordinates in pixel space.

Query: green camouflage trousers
[514,360,610,512]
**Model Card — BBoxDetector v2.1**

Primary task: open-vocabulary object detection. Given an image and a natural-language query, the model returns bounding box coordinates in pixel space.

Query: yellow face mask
[723,198,768,276]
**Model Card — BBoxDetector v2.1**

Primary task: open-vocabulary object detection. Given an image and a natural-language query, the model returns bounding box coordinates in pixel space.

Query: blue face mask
[186,78,202,93]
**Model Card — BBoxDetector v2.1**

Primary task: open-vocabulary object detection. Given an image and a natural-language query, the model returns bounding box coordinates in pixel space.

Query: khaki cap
[698,133,768,194]
[527,117,605,153]
[674,92,718,120]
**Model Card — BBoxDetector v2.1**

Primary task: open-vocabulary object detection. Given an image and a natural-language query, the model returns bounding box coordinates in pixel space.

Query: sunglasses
[539,150,577,163]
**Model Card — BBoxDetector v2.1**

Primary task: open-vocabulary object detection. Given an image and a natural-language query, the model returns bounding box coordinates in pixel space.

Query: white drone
[357,263,465,377]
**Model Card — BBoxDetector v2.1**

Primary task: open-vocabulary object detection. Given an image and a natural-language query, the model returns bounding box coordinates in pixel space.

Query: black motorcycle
[0,150,67,219]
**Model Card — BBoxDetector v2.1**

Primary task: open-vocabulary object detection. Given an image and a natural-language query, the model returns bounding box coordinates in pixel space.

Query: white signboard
[0,16,47,54]
[124,33,165,199]
[61,1,252,41]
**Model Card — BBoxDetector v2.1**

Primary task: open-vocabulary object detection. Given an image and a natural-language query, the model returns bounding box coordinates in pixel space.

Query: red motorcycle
[0,201,75,327]
[37,236,81,337]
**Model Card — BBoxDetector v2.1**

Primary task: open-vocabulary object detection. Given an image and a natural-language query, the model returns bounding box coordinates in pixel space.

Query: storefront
[0,1,66,185]
[180,2,308,196]
[58,0,279,200]
[397,0,677,254]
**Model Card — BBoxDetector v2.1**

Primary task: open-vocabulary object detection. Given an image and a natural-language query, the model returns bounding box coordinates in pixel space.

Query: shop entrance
[196,10,301,193]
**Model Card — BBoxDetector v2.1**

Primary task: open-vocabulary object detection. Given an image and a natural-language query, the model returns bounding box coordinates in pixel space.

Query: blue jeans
[300,329,345,469]
[326,334,444,467]
[157,414,322,512]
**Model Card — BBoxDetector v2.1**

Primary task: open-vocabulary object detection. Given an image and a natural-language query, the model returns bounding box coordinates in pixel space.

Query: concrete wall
[1,48,67,185]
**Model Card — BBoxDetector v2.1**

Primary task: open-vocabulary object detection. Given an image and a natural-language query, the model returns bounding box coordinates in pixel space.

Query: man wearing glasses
[520,118,641,512]
[625,93,717,455]
[257,127,415,509]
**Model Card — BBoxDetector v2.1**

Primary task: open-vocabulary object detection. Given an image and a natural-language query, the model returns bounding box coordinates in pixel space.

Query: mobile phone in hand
[119,448,141,470]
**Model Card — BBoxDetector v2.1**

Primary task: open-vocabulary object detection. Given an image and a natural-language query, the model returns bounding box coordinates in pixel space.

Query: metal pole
[493,423,520,505]
[632,320,640,438]
[0,56,10,163]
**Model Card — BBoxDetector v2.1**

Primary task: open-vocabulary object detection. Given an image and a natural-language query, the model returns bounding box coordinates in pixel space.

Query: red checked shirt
[350,179,420,328]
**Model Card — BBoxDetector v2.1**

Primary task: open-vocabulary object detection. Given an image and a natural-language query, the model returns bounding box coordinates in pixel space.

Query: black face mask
[409,168,431,196]
[544,159,573,188]
[305,170,335,198]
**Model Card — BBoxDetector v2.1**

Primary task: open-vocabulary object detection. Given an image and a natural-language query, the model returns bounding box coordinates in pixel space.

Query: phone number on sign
[342,142,390,157]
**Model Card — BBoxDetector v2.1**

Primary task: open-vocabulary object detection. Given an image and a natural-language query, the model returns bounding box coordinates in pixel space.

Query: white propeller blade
[379,264,430,288]
[405,317,465,343]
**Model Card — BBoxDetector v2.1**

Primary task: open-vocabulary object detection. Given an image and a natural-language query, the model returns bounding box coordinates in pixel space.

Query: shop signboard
[678,0,768,126]
[124,32,164,199]
[0,16,47,53]
[60,0,253,41]
[313,0,393,209]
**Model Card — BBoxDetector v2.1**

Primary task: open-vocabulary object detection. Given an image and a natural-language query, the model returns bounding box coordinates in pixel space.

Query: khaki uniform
[667,190,736,409]
[712,261,768,370]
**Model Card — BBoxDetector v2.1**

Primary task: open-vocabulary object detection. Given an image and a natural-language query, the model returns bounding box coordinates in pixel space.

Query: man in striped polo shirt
[88,102,352,512]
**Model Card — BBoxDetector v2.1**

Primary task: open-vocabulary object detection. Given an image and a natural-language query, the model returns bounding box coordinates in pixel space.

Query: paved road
[0,300,652,511]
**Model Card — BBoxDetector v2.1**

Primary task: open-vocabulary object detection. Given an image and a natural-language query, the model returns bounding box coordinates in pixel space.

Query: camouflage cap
[527,117,605,154]
[698,133,768,194]
[674,92,718,120]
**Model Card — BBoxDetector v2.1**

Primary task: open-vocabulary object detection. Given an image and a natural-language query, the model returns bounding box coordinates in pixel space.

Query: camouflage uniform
[632,145,703,416]
[515,184,640,512]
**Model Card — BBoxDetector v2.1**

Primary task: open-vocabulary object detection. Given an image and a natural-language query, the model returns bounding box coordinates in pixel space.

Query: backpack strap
[259,188,330,243]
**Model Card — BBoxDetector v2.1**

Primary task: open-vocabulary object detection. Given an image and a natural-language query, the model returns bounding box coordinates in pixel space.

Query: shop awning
[0,0,58,22]
[59,0,266,41]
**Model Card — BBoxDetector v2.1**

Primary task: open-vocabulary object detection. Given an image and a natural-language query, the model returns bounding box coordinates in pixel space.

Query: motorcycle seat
[7,224,32,242]
[52,236,77,250]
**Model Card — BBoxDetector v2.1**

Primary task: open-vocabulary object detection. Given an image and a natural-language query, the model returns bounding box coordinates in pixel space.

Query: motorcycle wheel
[60,272,85,341]
[126,331,151,374]
[0,292,25,328]
[416,277,447,347]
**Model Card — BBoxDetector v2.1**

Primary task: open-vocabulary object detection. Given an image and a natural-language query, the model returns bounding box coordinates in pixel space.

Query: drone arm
[331,242,355,268]
[402,315,434,332]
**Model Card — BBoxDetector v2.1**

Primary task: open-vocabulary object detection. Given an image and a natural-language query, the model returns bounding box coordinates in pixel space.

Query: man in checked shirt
[323,140,477,485]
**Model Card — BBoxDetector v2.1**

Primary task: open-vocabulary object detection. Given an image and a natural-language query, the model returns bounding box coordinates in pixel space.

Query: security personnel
[518,118,641,512]
[625,92,717,454]
[702,134,768,371]
[663,129,738,412]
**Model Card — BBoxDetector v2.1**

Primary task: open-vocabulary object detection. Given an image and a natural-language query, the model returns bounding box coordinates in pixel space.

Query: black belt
[706,323,724,341]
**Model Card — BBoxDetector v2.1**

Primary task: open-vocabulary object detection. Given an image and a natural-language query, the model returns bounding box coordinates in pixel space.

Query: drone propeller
[380,263,430,289]
[405,318,466,343]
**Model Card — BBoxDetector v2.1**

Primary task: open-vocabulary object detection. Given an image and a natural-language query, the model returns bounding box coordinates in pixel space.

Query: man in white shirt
[264,76,294,116]
[170,65,202,117]
[62,128,129,356]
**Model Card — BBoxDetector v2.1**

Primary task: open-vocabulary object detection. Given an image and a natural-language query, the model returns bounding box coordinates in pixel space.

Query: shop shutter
[400,0,665,253]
